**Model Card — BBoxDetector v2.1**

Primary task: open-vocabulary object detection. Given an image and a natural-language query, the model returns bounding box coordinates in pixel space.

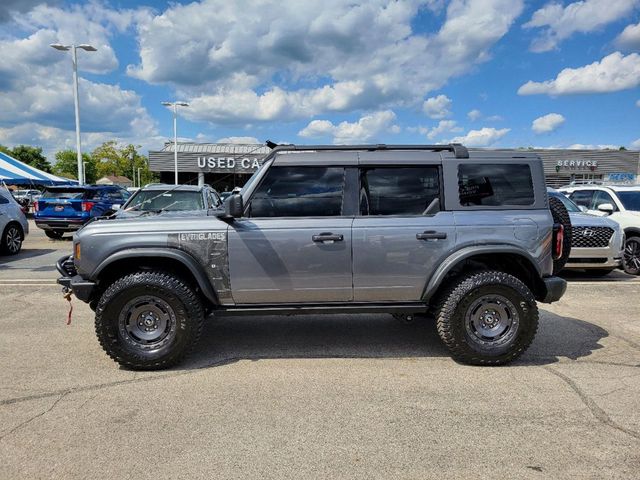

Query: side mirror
[225,194,244,218]
[597,203,614,215]
[578,205,588,213]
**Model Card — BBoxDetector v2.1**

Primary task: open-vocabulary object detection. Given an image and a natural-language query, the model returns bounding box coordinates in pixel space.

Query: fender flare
[421,245,543,302]
[92,248,219,304]
[624,227,640,238]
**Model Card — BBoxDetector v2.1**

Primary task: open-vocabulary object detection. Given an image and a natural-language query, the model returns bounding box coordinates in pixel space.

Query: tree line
[0,142,158,186]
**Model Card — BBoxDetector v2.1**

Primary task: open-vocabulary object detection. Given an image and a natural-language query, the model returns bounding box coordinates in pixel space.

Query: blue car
[35,185,130,239]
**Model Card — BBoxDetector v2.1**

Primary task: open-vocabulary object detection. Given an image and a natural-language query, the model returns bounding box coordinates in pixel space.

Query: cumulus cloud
[631,139,640,149]
[532,113,565,134]
[616,21,640,50]
[518,52,640,95]
[423,95,452,119]
[566,143,620,150]
[523,0,639,52]
[128,0,524,123]
[298,110,398,144]
[450,127,510,147]
[467,109,482,121]
[216,136,261,144]
[0,3,157,157]
[426,120,462,140]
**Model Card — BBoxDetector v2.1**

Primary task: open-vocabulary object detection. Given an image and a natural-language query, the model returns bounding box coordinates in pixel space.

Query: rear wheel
[45,230,64,240]
[435,271,539,365]
[95,271,204,370]
[548,196,572,275]
[1,224,23,255]
[622,236,640,276]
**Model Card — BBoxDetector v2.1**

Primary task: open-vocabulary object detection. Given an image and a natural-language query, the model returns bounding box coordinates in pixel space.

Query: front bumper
[56,254,96,303]
[565,247,622,270]
[541,276,567,303]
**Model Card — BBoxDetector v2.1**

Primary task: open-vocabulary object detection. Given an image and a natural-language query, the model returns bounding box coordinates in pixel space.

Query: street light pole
[51,43,96,185]
[161,101,189,185]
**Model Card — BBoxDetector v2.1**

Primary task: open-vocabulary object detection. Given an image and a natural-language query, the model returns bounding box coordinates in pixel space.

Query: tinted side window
[569,190,594,209]
[249,166,344,217]
[0,193,9,205]
[360,167,440,215]
[458,164,534,207]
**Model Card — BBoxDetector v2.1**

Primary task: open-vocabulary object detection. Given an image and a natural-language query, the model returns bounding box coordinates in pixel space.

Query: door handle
[312,232,344,242]
[416,231,447,240]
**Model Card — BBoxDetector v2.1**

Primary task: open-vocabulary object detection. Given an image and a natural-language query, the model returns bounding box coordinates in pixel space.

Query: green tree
[2,145,52,173]
[52,150,96,183]
[92,141,156,187]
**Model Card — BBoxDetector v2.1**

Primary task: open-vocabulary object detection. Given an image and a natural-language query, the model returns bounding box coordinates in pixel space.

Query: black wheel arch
[91,248,219,307]
[423,246,547,304]
[624,227,640,239]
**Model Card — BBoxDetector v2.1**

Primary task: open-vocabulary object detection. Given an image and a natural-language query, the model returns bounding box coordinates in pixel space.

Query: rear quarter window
[458,164,535,207]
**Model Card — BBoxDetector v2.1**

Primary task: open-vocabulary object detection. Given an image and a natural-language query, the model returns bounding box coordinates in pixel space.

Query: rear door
[228,163,354,304]
[352,154,456,302]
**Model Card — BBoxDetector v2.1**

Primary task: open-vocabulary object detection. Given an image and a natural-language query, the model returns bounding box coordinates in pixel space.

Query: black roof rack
[264,141,469,159]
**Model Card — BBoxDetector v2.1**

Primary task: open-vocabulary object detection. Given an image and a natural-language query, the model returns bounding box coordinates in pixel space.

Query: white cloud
[566,143,620,150]
[518,52,640,95]
[423,95,452,119]
[128,0,524,123]
[637,99,640,107]
[616,22,640,50]
[631,139,640,149]
[216,136,261,144]
[0,3,157,158]
[426,120,462,140]
[467,109,482,121]
[523,0,639,52]
[532,113,565,134]
[298,110,398,144]
[450,127,510,147]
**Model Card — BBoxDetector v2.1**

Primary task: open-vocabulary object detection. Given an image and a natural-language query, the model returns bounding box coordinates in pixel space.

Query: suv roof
[265,142,471,159]
[560,185,640,192]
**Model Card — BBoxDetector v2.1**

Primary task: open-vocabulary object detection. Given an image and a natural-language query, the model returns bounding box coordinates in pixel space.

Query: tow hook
[62,287,74,325]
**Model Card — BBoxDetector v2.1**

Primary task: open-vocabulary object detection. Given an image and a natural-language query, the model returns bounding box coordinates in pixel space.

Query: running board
[215,302,428,317]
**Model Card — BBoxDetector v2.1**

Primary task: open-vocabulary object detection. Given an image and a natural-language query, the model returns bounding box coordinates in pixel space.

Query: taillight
[554,224,564,259]
[34,201,39,212]
[81,201,95,212]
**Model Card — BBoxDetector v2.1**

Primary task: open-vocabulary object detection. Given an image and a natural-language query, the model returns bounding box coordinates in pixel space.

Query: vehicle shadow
[0,248,58,265]
[179,309,608,370]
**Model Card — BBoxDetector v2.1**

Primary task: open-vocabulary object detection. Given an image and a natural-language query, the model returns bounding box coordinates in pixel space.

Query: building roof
[160,142,271,155]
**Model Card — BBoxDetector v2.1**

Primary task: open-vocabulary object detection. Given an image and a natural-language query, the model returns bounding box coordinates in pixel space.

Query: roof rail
[264,141,469,159]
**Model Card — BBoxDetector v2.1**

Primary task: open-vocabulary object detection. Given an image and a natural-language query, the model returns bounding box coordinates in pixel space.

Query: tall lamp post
[161,101,189,185]
[50,43,97,185]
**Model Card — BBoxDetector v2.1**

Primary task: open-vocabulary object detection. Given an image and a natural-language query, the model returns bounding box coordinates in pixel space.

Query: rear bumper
[541,276,567,304]
[36,217,86,232]
[56,254,95,303]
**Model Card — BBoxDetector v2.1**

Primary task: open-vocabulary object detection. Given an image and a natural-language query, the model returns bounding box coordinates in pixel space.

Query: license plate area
[54,205,64,212]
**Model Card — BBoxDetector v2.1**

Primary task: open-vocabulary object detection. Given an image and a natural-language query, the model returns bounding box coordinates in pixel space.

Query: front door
[352,165,456,302]
[228,165,353,304]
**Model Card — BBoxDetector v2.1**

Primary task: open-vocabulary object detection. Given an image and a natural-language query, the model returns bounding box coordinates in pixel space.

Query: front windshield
[617,191,640,211]
[126,190,204,211]
[550,192,581,212]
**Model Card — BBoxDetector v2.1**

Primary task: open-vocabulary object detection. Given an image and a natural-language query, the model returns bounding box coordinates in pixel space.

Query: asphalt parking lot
[1,221,639,479]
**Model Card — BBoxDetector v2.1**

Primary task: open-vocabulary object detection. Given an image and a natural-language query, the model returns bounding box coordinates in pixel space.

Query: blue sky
[0,0,639,160]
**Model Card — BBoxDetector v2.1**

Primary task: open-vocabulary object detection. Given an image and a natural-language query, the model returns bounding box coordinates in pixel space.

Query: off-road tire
[622,236,640,276]
[45,230,64,240]
[1,223,23,255]
[548,196,572,274]
[95,271,204,370]
[435,271,539,366]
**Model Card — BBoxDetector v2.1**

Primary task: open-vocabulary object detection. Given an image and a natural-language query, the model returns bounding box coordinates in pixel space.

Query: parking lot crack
[0,391,68,442]
[543,366,640,441]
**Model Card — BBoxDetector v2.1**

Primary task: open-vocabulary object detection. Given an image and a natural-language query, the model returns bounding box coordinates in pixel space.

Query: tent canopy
[0,151,77,186]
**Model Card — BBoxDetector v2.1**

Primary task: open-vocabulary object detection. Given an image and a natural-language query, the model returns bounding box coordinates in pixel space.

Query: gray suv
[57,144,568,369]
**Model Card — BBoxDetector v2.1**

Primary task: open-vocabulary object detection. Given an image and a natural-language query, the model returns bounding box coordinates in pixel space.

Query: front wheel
[622,236,640,276]
[95,271,204,370]
[435,271,539,365]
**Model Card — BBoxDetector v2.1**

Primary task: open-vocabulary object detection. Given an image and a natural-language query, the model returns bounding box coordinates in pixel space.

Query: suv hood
[76,213,228,238]
[568,211,619,228]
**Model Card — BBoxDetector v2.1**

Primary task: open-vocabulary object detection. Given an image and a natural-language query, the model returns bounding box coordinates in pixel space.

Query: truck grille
[572,226,614,248]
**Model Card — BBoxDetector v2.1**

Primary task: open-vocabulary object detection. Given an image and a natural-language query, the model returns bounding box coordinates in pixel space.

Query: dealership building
[148,142,640,191]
